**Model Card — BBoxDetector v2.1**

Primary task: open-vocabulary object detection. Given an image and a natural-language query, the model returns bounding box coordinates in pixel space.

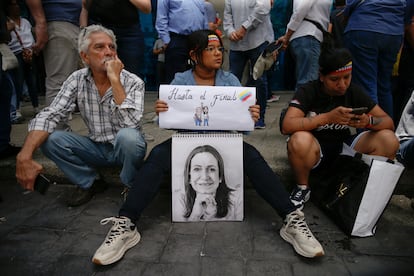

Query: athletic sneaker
[280,209,324,258]
[92,216,141,265]
[254,120,266,129]
[267,94,280,103]
[290,186,311,208]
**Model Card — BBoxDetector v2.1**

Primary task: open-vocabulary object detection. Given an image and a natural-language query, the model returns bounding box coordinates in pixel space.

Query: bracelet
[366,114,374,128]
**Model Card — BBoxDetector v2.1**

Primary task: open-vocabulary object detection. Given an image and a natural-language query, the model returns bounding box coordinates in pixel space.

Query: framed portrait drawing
[171,133,244,222]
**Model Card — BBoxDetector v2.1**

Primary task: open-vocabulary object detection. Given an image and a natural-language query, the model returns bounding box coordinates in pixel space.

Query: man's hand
[105,55,124,81]
[16,152,43,191]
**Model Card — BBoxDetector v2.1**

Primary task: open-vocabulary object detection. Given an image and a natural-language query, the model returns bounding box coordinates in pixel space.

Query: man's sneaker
[92,216,141,265]
[280,209,324,258]
[66,178,108,207]
[290,186,311,208]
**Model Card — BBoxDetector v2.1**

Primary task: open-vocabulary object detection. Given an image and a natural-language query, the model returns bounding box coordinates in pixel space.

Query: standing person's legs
[43,21,80,106]
[289,36,320,88]
[9,54,24,122]
[164,34,189,84]
[344,31,379,103]
[119,139,172,222]
[112,128,147,188]
[377,33,403,118]
[0,70,17,156]
[24,56,39,110]
[111,24,145,79]
[228,49,248,81]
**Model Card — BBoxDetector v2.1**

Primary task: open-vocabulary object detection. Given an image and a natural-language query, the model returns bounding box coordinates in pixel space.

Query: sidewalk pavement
[1,92,413,275]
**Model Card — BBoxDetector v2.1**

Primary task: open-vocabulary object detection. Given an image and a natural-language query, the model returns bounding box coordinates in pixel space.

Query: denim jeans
[10,52,39,120]
[0,68,13,151]
[397,139,414,168]
[164,33,190,84]
[106,22,145,79]
[229,42,268,121]
[289,36,320,88]
[119,139,296,222]
[344,30,403,118]
[41,128,147,188]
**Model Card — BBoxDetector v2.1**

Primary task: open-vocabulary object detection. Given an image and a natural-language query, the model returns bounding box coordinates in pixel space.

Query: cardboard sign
[159,85,256,131]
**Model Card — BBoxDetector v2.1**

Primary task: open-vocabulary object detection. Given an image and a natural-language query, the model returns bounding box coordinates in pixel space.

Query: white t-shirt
[8,17,35,53]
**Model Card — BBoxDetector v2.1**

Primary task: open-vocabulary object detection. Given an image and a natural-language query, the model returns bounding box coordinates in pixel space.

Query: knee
[378,129,399,157]
[287,131,315,154]
[116,128,146,150]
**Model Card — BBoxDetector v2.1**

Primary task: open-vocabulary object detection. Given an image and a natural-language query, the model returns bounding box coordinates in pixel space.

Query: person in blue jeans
[0,0,21,159]
[343,0,406,118]
[277,0,332,89]
[223,0,274,129]
[16,25,147,207]
[92,30,324,266]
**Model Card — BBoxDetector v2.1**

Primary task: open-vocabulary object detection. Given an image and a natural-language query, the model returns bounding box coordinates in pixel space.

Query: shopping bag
[312,144,404,237]
[0,43,18,71]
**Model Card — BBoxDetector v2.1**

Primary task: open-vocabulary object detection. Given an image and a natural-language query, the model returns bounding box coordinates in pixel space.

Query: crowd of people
[0,0,413,268]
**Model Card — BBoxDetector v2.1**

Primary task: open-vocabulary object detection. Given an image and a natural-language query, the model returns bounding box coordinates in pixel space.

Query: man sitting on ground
[16,25,147,207]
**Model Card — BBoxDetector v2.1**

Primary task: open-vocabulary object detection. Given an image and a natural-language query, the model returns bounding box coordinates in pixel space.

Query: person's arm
[105,55,127,105]
[155,0,170,45]
[277,0,316,48]
[353,105,395,131]
[16,130,49,191]
[25,0,48,53]
[281,105,354,135]
[129,0,151,14]
[80,0,88,28]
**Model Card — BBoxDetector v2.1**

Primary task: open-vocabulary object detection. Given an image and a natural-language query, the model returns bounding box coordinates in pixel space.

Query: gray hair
[78,24,117,55]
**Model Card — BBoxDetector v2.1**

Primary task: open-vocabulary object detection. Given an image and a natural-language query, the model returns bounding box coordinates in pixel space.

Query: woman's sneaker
[280,209,324,258]
[92,216,140,265]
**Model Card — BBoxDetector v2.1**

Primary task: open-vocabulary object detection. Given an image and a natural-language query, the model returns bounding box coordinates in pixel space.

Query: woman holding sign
[92,30,324,266]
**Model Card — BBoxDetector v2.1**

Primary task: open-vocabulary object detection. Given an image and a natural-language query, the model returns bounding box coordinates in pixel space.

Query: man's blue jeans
[397,138,414,168]
[41,128,147,188]
[229,42,268,122]
[344,30,403,117]
[289,36,320,88]
[119,138,296,222]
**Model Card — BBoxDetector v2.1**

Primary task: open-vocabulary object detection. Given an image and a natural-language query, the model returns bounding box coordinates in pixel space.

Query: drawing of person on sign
[194,106,202,126]
[202,104,209,126]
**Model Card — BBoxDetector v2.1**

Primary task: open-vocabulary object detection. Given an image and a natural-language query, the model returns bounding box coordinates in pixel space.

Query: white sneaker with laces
[92,216,140,265]
[280,209,324,258]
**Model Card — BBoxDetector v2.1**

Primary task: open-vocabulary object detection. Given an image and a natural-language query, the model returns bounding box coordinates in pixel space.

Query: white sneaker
[280,209,324,258]
[92,216,141,265]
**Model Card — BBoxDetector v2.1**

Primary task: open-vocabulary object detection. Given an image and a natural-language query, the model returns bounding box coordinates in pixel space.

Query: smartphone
[34,174,51,195]
[350,107,368,115]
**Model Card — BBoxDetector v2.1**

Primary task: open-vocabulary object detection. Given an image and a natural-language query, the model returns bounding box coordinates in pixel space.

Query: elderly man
[16,25,147,207]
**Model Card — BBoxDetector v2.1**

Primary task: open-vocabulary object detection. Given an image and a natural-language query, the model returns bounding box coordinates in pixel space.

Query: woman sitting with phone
[280,39,399,209]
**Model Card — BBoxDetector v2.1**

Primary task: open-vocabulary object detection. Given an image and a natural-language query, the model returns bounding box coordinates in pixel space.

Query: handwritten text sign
[159,85,256,131]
